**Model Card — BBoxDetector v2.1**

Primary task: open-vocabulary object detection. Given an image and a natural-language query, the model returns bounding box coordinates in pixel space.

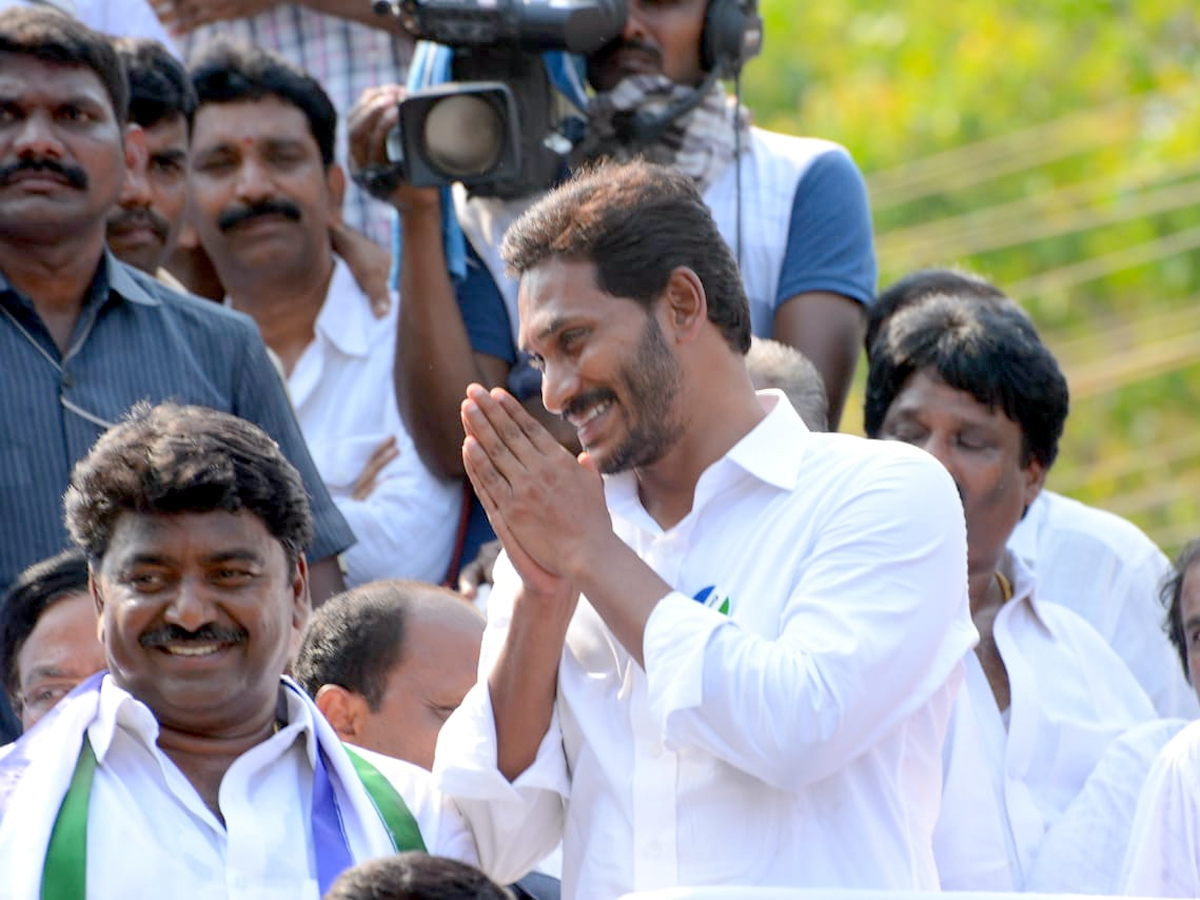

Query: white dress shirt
[961,552,1157,888]
[436,392,978,899]
[1121,718,1200,896]
[1009,489,1195,718]
[289,259,462,586]
[0,676,477,900]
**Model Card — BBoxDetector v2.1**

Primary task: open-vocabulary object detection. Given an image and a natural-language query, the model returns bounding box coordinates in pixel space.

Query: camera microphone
[618,66,724,146]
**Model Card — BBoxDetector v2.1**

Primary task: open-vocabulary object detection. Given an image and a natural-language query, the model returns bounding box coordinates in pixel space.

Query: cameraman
[349,0,876,485]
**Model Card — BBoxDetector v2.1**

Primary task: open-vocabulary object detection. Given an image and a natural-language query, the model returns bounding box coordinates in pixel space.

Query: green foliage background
[743,0,1200,555]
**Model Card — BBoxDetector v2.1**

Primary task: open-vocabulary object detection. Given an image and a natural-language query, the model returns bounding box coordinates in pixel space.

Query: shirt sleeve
[457,241,517,365]
[1121,724,1200,896]
[327,428,463,586]
[775,147,877,309]
[229,322,356,562]
[640,445,976,794]
[432,553,570,885]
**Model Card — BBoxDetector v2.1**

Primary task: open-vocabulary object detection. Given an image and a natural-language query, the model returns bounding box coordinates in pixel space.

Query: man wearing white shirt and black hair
[0,402,476,900]
[434,159,976,898]
[186,40,462,587]
[869,267,1195,719]
[866,292,1158,889]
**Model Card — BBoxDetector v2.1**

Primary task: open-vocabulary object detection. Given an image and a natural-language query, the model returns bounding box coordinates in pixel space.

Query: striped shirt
[0,251,355,598]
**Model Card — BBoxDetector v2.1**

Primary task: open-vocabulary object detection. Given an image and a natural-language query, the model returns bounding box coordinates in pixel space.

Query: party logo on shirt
[693,585,732,616]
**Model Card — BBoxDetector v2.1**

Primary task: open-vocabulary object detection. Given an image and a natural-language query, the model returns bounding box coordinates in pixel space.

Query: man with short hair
[295,579,483,771]
[0,548,103,733]
[0,403,476,898]
[153,0,413,245]
[106,36,195,277]
[869,267,1196,719]
[187,40,462,587]
[865,292,1157,888]
[434,159,973,898]
[0,9,353,741]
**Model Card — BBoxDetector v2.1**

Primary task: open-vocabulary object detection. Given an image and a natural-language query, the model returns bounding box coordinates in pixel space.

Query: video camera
[369,0,627,198]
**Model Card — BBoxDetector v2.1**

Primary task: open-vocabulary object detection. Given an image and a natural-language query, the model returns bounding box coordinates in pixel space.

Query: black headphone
[700,0,763,76]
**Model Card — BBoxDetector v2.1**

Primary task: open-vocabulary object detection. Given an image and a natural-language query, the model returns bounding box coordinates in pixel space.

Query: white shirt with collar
[436,391,978,899]
[1008,489,1196,718]
[961,551,1157,889]
[287,258,462,586]
[0,675,477,900]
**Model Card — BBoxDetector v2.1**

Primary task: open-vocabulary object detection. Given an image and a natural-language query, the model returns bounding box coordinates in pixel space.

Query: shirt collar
[88,674,320,768]
[999,548,1050,629]
[312,257,374,359]
[604,389,808,523]
[0,249,160,315]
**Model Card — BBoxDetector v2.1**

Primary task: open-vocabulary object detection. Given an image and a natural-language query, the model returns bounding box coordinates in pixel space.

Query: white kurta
[961,553,1157,888]
[0,676,477,900]
[436,393,978,898]
[1009,489,1195,718]
[1121,718,1200,896]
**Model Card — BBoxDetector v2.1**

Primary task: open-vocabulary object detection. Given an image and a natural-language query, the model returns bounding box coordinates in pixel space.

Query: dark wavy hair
[501,158,751,353]
[64,402,313,569]
[116,36,197,130]
[866,267,1009,355]
[1163,539,1200,680]
[189,38,337,166]
[0,7,129,126]
[864,294,1069,469]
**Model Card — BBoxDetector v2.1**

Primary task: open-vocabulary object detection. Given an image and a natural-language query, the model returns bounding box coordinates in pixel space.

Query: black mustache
[108,207,170,241]
[139,623,247,649]
[595,36,663,67]
[0,156,88,189]
[217,199,301,232]
[563,389,617,423]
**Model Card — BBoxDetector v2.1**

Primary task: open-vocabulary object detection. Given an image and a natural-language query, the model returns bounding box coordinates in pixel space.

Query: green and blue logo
[692,585,732,616]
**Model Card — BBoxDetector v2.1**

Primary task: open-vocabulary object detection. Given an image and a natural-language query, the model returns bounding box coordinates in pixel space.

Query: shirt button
[646,838,665,857]
[650,743,664,759]
[61,373,73,389]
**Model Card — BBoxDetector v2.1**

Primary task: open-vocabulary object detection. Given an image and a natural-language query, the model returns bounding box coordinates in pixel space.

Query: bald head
[294,579,483,769]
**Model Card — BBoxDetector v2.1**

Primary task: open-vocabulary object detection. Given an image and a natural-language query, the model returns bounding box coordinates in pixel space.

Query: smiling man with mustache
[0,403,477,900]
[187,40,463,588]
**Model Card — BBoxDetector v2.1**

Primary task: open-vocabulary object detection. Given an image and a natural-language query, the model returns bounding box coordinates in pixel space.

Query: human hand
[458,539,501,600]
[150,0,278,34]
[351,436,400,500]
[461,384,611,593]
[330,223,391,318]
[347,85,441,215]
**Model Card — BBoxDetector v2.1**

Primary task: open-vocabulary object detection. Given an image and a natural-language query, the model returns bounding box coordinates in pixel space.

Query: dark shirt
[0,251,354,595]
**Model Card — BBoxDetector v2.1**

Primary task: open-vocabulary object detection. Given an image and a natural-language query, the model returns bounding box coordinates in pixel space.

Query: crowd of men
[0,2,1199,898]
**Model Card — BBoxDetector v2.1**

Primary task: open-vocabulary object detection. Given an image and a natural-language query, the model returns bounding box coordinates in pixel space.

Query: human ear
[315,684,368,742]
[662,265,706,342]
[326,164,346,227]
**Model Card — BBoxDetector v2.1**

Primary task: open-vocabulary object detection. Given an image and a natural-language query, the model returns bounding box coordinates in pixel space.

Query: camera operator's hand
[151,0,277,34]
[348,85,441,217]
